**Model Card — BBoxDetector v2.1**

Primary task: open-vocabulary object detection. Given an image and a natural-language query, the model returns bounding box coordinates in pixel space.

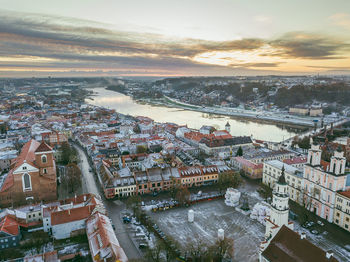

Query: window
[22,173,31,191]
[43,168,47,174]
[41,155,47,163]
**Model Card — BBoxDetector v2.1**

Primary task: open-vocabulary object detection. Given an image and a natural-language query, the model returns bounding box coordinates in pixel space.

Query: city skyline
[0,0,350,77]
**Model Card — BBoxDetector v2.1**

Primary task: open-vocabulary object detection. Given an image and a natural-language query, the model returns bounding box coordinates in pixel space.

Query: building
[0,139,57,207]
[262,160,303,203]
[333,190,350,232]
[289,106,322,116]
[86,212,128,262]
[289,106,309,116]
[260,168,338,262]
[264,168,294,242]
[233,157,263,179]
[0,215,21,249]
[260,225,338,262]
[199,135,252,156]
[303,143,348,222]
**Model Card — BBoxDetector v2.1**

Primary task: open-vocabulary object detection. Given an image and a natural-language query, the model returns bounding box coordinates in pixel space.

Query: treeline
[273,83,350,107]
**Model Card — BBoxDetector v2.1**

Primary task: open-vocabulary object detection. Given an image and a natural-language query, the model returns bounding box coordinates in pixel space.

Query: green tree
[61,142,78,165]
[298,137,311,152]
[236,146,243,156]
[218,171,243,193]
[136,145,147,154]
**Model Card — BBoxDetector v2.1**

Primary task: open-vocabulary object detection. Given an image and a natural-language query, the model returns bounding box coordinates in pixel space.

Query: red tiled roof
[51,205,95,226]
[35,141,53,153]
[0,215,19,236]
[12,139,40,170]
[283,156,307,165]
[339,190,350,199]
[262,225,338,262]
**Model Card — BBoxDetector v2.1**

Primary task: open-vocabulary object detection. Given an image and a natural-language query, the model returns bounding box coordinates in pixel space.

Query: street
[73,144,142,260]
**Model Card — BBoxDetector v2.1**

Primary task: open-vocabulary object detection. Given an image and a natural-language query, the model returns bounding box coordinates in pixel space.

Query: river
[86,88,300,142]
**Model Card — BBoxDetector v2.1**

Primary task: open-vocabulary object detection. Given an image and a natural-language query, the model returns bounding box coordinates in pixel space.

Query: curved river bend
[86,88,299,142]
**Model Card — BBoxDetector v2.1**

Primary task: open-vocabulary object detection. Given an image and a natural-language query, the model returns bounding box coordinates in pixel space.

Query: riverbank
[84,87,301,142]
[133,95,310,129]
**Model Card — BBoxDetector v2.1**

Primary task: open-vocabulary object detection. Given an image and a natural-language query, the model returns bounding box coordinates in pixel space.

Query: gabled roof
[35,141,53,153]
[51,205,95,226]
[0,215,19,236]
[12,139,40,170]
[262,225,339,262]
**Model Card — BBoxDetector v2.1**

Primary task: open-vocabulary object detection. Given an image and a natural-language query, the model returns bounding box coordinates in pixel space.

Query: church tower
[225,121,231,133]
[307,139,322,166]
[265,166,293,240]
[329,147,346,175]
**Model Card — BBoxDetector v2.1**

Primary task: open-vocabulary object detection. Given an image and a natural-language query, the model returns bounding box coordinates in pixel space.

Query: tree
[258,184,273,201]
[236,146,243,156]
[126,195,141,217]
[169,177,181,199]
[175,186,190,206]
[217,171,242,193]
[136,145,147,154]
[298,137,311,152]
[63,163,82,193]
[133,124,141,134]
[61,142,78,165]
[145,240,163,262]
[207,237,234,261]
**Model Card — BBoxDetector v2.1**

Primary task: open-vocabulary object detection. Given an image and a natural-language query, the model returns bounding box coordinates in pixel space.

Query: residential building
[86,212,128,262]
[0,215,21,249]
[333,190,350,232]
[262,160,303,203]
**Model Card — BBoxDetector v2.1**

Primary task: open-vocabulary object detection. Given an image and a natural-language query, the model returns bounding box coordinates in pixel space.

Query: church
[0,139,57,207]
[259,166,339,262]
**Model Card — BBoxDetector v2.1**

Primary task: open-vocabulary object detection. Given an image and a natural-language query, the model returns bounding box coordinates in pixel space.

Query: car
[311,229,320,235]
[317,220,325,226]
[139,243,148,249]
[123,216,131,223]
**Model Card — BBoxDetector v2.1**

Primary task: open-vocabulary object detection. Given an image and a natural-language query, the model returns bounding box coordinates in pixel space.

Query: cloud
[329,13,350,30]
[269,32,350,59]
[0,10,349,76]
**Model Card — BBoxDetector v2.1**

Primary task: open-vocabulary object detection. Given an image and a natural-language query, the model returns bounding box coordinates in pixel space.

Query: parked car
[317,220,325,226]
[311,229,320,235]
[123,216,131,223]
[139,243,148,249]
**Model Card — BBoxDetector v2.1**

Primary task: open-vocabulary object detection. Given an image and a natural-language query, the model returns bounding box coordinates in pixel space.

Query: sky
[0,0,350,77]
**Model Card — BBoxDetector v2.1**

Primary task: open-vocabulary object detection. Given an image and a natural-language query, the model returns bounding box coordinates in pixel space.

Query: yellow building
[334,190,350,232]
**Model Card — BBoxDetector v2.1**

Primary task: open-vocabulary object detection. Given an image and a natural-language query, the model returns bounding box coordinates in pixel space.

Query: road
[73,144,142,260]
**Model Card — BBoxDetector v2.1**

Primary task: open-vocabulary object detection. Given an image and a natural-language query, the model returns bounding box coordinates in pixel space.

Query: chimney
[68,209,70,215]
[300,232,306,240]
[84,195,86,202]
[326,250,334,259]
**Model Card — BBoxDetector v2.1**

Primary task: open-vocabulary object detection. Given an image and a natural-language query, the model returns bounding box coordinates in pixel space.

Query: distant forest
[273,83,350,107]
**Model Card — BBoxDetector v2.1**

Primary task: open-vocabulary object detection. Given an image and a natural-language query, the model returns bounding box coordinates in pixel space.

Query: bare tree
[63,163,82,193]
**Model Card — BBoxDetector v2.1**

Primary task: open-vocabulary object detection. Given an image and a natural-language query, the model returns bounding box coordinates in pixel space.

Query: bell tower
[225,121,231,133]
[329,147,346,175]
[307,139,321,166]
[265,166,293,240]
